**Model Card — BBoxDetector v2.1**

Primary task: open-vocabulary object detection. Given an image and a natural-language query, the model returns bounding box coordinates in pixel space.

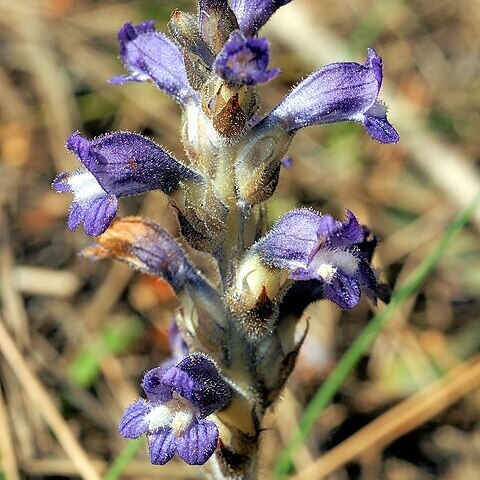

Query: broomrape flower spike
[53,1,399,477]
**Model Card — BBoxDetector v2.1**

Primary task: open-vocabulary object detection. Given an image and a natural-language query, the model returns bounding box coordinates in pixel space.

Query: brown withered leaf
[82,216,153,271]
[80,216,194,284]
[202,80,247,137]
[214,94,246,137]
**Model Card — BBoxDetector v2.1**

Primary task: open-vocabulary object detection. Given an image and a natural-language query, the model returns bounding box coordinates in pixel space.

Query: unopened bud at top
[234,117,293,204]
[198,0,239,55]
[168,10,214,90]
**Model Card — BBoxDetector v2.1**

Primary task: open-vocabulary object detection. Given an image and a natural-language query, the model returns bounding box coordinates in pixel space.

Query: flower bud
[234,117,293,204]
[198,0,239,54]
[168,10,214,90]
[201,76,258,137]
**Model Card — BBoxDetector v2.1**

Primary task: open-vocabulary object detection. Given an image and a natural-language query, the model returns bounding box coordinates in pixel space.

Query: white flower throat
[68,170,106,204]
[145,395,197,437]
[310,248,359,283]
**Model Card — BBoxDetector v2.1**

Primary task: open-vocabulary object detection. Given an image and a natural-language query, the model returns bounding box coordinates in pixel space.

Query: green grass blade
[274,194,479,479]
[104,437,144,480]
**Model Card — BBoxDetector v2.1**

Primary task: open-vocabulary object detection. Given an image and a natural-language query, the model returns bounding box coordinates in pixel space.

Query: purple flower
[232,0,293,36]
[214,31,279,86]
[53,132,201,236]
[119,355,231,465]
[252,209,378,309]
[267,48,399,143]
[110,21,198,106]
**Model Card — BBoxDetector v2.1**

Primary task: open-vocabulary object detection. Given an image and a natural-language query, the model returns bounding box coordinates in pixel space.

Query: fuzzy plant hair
[53,1,398,478]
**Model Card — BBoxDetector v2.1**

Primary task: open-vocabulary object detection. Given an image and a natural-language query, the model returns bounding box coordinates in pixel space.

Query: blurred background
[0,0,479,479]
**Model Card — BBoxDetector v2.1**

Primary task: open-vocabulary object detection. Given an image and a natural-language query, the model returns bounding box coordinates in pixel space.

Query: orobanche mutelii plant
[53,1,399,478]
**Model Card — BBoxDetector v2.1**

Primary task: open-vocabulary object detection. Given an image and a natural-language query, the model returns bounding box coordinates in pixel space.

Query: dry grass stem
[0,388,21,480]
[0,317,102,480]
[274,388,316,471]
[13,266,81,298]
[0,210,30,347]
[291,355,480,480]
[20,457,200,479]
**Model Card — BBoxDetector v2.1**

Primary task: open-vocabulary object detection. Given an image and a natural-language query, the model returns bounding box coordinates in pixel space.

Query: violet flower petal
[253,209,366,271]
[53,167,116,235]
[81,218,207,292]
[52,172,70,192]
[67,201,83,231]
[357,259,379,302]
[54,131,202,236]
[128,222,200,291]
[66,131,201,197]
[362,102,400,143]
[119,399,149,438]
[326,210,364,248]
[231,0,293,36]
[57,173,118,235]
[323,271,361,309]
[176,419,219,465]
[268,48,399,143]
[147,428,177,465]
[111,21,197,106]
[214,31,279,86]
[252,209,332,269]
[82,196,118,236]
[141,367,173,404]
[162,354,232,417]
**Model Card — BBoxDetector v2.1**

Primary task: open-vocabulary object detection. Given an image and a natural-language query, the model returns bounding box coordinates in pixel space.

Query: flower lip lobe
[148,429,176,465]
[176,418,219,465]
[118,399,150,439]
[52,171,71,193]
[53,166,118,237]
